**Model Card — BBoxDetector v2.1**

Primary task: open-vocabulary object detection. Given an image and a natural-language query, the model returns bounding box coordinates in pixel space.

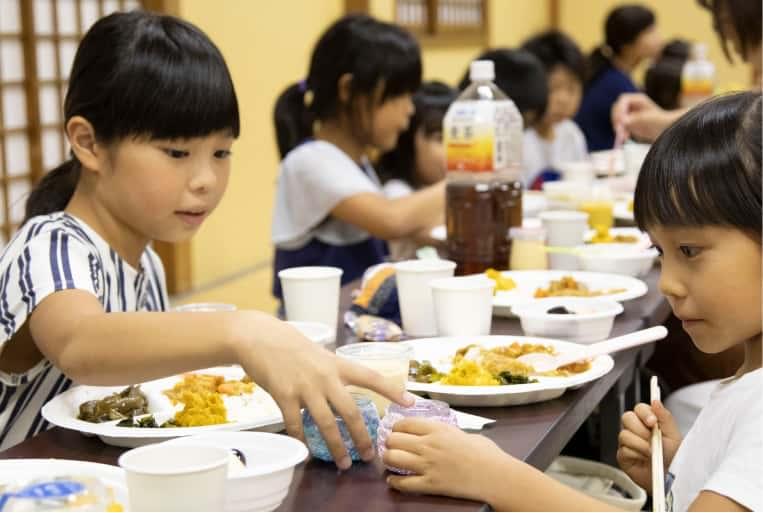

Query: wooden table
[0,269,670,511]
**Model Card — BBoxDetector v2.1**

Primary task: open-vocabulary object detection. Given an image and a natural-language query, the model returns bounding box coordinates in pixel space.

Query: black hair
[273,14,422,159]
[644,40,690,110]
[377,81,457,187]
[521,30,587,83]
[698,0,761,63]
[586,4,656,85]
[634,92,761,240]
[24,10,239,223]
[457,48,548,127]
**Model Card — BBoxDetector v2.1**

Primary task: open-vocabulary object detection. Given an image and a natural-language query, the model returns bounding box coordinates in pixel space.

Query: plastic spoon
[517,326,668,374]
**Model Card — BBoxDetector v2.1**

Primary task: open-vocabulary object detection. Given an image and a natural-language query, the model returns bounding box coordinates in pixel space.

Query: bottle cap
[470,60,495,82]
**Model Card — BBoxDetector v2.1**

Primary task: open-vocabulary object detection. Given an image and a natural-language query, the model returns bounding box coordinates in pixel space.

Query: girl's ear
[66,116,105,175]
[337,73,353,104]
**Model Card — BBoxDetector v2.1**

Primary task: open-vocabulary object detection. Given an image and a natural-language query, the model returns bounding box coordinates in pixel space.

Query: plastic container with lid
[377,398,458,474]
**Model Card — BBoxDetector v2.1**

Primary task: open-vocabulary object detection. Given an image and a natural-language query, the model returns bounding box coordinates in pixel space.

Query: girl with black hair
[521,30,588,189]
[0,11,412,464]
[644,39,691,110]
[271,15,444,298]
[613,0,762,142]
[383,92,762,512]
[575,4,663,151]
[376,81,456,259]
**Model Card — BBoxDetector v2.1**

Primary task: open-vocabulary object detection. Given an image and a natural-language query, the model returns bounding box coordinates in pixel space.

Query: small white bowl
[511,298,624,344]
[541,181,591,209]
[287,321,333,345]
[576,244,658,277]
[163,432,308,512]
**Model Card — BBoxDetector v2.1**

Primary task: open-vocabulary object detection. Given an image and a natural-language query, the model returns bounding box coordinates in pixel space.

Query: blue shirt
[575,66,638,151]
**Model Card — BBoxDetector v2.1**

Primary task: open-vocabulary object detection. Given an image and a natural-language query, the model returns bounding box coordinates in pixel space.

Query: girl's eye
[163,148,189,159]
[214,150,232,159]
[679,245,701,258]
[650,244,664,257]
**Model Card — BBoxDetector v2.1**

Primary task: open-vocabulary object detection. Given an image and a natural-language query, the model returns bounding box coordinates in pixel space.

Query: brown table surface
[0,269,670,512]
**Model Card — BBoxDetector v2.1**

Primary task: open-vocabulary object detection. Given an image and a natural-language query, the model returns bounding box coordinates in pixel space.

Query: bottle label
[444,100,515,172]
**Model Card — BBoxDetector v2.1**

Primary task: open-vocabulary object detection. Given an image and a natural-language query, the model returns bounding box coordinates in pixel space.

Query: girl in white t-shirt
[521,30,588,189]
[271,16,445,299]
[0,11,412,465]
[381,92,762,511]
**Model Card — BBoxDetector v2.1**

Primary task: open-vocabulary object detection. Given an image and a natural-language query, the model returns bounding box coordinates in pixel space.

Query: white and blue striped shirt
[0,212,168,450]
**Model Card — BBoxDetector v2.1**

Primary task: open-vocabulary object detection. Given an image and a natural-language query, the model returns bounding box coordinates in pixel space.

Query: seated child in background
[457,48,549,186]
[376,81,456,259]
[521,30,589,189]
[645,39,690,110]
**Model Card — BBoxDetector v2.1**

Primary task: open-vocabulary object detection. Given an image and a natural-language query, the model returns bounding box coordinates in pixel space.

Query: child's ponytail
[274,82,315,159]
[24,159,81,221]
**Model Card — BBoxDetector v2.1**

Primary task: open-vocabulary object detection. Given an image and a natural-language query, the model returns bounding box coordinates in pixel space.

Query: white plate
[614,200,634,221]
[429,217,543,242]
[584,227,649,246]
[406,335,614,406]
[490,270,648,317]
[0,459,128,509]
[42,367,284,448]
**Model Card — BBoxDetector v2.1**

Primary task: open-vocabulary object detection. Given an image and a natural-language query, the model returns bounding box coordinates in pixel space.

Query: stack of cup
[393,259,456,337]
[278,266,343,343]
[539,211,589,270]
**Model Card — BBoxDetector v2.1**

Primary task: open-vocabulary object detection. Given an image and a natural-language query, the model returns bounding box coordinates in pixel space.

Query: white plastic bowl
[163,432,308,511]
[576,244,658,277]
[511,298,624,344]
[287,321,333,345]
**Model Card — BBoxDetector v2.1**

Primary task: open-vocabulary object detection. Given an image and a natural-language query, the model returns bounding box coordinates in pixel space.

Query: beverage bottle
[681,43,715,108]
[443,60,523,275]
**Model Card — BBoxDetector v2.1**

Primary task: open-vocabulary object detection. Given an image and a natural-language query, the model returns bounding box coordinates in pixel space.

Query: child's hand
[617,399,682,492]
[383,418,507,503]
[233,313,414,470]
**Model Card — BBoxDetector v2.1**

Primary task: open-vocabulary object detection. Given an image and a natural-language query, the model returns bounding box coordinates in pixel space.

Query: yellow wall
[558,0,751,89]
[176,0,343,311]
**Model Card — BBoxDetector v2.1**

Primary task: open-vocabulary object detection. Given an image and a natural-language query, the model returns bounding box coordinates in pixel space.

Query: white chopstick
[651,376,666,512]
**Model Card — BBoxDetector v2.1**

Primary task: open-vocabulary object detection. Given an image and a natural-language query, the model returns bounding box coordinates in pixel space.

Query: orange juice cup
[580,201,614,232]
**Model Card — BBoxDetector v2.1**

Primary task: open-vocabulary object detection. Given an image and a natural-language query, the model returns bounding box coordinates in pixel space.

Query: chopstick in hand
[651,376,666,512]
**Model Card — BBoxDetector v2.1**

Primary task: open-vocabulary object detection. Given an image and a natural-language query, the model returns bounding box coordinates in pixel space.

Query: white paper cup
[540,210,589,270]
[430,276,494,336]
[558,161,594,183]
[119,444,229,512]
[394,259,456,336]
[278,266,343,343]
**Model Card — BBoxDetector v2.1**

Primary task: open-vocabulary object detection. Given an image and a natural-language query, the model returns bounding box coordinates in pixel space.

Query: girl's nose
[658,261,688,301]
[190,162,217,193]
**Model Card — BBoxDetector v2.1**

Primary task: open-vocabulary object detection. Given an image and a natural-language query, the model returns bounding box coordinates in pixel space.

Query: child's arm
[29,289,411,468]
[331,181,445,240]
[384,419,614,511]
[617,400,683,493]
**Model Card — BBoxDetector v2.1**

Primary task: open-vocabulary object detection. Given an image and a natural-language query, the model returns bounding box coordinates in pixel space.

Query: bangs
[82,14,239,141]
[634,93,761,236]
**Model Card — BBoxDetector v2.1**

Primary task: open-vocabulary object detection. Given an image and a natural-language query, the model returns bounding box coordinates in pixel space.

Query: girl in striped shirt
[0,11,411,468]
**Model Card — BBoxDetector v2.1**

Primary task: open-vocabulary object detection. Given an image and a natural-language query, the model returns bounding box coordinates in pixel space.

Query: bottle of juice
[443,60,523,275]
[681,43,715,108]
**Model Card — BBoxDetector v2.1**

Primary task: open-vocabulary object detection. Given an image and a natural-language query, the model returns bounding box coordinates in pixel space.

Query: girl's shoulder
[1,213,99,263]
[282,140,356,170]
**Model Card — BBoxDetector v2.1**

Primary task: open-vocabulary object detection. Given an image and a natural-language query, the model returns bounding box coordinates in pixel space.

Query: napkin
[452,409,496,431]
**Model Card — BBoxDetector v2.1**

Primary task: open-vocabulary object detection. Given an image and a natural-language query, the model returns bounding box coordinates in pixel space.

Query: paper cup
[278,266,343,343]
[394,259,456,336]
[540,210,589,270]
[430,276,494,336]
[119,444,229,511]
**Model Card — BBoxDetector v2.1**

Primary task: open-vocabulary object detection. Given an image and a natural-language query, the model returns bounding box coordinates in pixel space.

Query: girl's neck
[315,119,366,164]
[736,334,763,378]
[536,120,555,140]
[65,185,149,269]
[612,52,639,75]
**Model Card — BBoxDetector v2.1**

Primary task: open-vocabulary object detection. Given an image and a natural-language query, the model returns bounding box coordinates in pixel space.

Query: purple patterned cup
[377,397,458,474]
